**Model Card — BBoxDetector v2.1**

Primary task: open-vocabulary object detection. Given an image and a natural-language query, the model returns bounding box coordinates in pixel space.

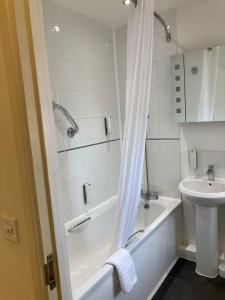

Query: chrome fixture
[104,115,112,136]
[68,216,91,233]
[125,229,144,247]
[154,12,171,43]
[83,183,91,205]
[142,193,159,209]
[52,101,79,138]
[123,0,137,7]
[141,140,159,209]
[141,141,151,201]
[122,1,171,43]
[207,165,215,182]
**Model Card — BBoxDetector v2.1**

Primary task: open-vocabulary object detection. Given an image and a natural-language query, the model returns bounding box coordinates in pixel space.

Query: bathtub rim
[72,196,181,300]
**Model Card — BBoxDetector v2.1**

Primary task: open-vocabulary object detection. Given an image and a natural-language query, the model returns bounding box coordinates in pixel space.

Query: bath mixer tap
[206,164,215,181]
[141,190,159,209]
[141,190,159,201]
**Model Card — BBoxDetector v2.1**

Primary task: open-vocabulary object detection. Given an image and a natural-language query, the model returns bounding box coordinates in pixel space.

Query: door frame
[12,0,73,299]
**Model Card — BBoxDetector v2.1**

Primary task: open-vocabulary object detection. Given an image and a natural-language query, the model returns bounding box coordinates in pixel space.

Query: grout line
[58,138,120,153]
[58,137,180,153]
[146,138,180,141]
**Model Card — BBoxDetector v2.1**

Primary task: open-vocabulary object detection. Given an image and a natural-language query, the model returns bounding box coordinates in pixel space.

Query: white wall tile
[48,59,58,89]
[151,62,158,89]
[58,149,84,181]
[74,62,90,91]
[91,92,118,118]
[148,164,162,192]
[76,91,93,118]
[79,118,106,146]
[46,28,72,60]
[145,139,181,197]
[82,143,109,174]
[88,64,104,91]
[160,187,180,199]
[118,67,127,93]
[152,30,158,62]
[158,87,173,114]
[149,88,159,114]
[157,30,177,61]
[147,114,160,138]
[161,140,180,165]
[157,59,171,87]
[160,113,179,138]
[146,140,162,165]
[161,164,180,188]
[57,60,76,89]
[102,67,116,92]
[43,0,68,29]
[71,31,89,63]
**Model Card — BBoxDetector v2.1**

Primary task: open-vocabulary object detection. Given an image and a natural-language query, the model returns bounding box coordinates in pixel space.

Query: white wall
[43,0,121,223]
[147,10,180,198]
[177,0,225,51]
[177,0,225,252]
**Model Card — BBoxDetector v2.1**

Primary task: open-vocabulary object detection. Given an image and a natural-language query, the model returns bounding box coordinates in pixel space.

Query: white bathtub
[66,196,181,300]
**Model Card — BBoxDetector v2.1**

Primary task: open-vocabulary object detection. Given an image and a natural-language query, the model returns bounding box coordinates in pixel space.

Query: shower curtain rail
[154,12,171,43]
[123,1,171,42]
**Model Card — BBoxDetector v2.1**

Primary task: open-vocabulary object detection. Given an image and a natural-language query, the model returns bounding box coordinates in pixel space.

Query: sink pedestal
[196,204,218,278]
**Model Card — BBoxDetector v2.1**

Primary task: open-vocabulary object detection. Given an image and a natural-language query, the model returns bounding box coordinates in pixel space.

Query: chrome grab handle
[125,229,144,247]
[52,101,79,138]
[68,216,91,233]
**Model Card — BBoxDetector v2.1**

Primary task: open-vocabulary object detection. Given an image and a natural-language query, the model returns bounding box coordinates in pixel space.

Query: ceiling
[50,0,198,27]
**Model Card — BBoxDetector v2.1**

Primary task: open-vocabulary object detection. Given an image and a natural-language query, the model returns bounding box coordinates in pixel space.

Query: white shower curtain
[199,47,219,121]
[111,0,154,252]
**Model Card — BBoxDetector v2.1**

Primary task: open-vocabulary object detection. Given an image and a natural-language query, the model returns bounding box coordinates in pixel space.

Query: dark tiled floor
[152,258,225,300]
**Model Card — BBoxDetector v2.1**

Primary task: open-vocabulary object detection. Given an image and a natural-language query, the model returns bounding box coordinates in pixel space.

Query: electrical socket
[1,215,19,243]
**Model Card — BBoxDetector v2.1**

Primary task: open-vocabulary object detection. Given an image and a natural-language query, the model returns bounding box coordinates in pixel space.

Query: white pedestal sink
[179,176,225,278]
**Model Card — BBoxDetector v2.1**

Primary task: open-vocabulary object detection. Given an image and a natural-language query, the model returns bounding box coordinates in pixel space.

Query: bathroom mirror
[171,45,225,123]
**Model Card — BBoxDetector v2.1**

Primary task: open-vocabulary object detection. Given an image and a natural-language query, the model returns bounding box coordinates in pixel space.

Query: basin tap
[206,165,215,181]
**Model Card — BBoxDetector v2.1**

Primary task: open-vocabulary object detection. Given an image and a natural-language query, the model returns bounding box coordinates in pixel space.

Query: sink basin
[179,176,225,278]
[179,177,225,206]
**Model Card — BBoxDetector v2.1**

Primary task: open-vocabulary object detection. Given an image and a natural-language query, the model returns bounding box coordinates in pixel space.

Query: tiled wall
[115,10,181,199]
[180,123,225,251]
[177,0,225,252]
[147,10,180,198]
[43,0,121,223]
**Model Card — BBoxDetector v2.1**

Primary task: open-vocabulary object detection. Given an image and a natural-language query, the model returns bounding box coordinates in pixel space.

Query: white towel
[105,248,137,293]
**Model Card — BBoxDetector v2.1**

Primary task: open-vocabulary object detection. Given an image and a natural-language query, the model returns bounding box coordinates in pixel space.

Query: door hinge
[44,254,56,290]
